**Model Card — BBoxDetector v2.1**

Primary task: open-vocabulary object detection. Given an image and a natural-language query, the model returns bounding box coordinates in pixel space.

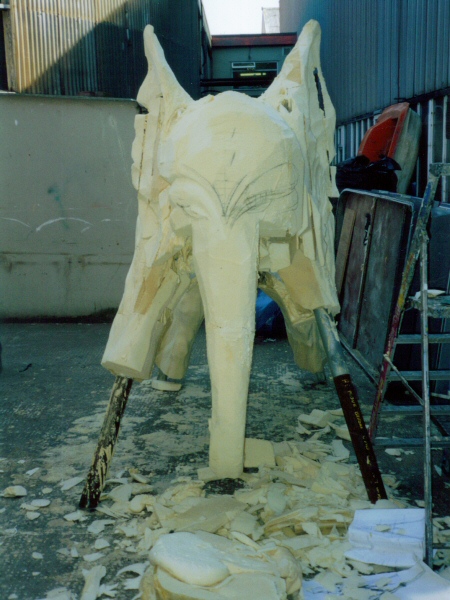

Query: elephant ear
[101,28,193,381]
[130,24,193,272]
[260,19,336,188]
[260,19,339,313]
[132,25,193,207]
[136,25,192,118]
[259,20,339,314]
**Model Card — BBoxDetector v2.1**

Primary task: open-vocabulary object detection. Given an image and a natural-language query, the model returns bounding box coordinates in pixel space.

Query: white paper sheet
[345,508,425,567]
[303,562,450,599]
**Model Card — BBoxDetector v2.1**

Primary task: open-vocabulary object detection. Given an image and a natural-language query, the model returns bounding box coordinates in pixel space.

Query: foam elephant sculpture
[101,20,340,479]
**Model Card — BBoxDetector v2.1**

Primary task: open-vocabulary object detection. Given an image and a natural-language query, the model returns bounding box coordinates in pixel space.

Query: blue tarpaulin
[255,290,283,335]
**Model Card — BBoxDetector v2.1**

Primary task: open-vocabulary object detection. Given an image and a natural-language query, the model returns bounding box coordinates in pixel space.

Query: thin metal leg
[420,234,433,566]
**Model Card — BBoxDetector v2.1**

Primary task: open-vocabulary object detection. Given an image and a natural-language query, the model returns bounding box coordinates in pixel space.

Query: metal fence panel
[436,0,450,91]
[413,0,427,97]
[290,0,450,125]
[399,0,415,100]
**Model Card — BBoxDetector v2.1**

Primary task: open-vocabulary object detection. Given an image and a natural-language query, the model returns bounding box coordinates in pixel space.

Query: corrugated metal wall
[289,0,450,125]
[2,0,205,99]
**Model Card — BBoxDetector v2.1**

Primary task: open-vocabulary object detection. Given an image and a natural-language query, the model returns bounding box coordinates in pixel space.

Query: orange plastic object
[358,102,410,162]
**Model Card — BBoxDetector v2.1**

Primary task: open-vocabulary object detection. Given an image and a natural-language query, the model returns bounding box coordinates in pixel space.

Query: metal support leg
[420,234,433,565]
[314,308,387,503]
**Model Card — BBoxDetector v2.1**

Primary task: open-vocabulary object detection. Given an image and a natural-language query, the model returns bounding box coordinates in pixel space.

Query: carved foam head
[159,91,303,236]
[133,20,337,264]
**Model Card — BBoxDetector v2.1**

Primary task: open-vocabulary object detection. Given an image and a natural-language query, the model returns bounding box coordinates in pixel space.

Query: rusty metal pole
[80,376,133,510]
[314,308,387,503]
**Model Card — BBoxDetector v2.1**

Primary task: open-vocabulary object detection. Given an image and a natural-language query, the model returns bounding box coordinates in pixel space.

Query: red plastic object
[358,102,410,162]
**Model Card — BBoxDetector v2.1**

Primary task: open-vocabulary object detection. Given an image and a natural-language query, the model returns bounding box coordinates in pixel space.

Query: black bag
[336,155,401,193]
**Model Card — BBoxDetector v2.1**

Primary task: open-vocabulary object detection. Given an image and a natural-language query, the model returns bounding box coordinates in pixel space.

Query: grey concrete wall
[0,93,138,318]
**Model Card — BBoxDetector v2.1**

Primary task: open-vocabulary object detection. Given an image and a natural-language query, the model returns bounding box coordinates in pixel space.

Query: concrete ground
[0,321,448,599]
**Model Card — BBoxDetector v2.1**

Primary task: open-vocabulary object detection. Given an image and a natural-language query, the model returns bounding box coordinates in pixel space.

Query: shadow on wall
[1,0,204,99]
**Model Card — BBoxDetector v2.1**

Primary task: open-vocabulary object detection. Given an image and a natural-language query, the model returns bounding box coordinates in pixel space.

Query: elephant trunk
[192,220,259,478]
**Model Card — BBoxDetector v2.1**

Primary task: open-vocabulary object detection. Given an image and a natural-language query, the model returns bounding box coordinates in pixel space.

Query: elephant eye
[136,102,148,115]
[177,203,207,220]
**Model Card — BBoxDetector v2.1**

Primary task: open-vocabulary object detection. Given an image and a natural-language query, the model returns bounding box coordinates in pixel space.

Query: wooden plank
[397,333,450,344]
[80,376,133,509]
[389,370,450,381]
[335,207,356,296]
[356,199,412,369]
[374,437,450,448]
[338,193,376,347]
[382,405,450,415]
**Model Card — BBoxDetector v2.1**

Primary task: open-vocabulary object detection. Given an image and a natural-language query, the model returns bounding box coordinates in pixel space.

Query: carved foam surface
[102,19,341,480]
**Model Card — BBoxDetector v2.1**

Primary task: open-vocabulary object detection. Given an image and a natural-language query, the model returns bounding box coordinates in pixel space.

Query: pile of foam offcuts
[75,411,450,599]
[82,408,409,599]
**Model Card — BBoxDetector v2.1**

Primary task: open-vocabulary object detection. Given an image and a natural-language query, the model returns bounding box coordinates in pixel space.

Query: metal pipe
[314,308,387,503]
[314,308,349,378]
